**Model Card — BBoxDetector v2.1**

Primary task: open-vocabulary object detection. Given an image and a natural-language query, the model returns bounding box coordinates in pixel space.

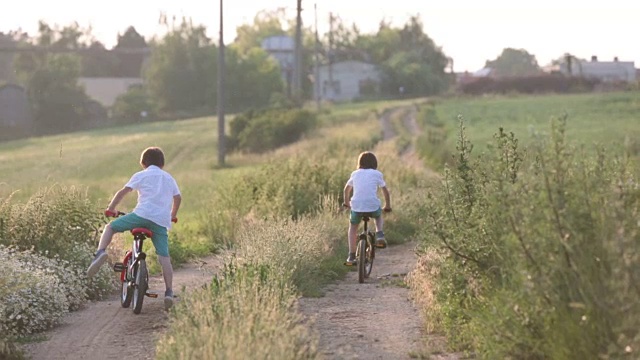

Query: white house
[561,56,636,82]
[78,77,143,107]
[315,60,381,102]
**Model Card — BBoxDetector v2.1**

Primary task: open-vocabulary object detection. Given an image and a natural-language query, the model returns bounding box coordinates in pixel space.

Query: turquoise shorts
[350,208,382,224]
[110,212,170,257]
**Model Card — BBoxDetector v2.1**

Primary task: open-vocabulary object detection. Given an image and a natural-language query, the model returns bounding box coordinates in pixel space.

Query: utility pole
[314,3,320,110]
[217,0,226,166]
[328,12,334,100]
[294,0,303,102]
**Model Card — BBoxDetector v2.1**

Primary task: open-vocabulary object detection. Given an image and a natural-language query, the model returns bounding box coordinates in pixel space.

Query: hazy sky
[1,0,638,72]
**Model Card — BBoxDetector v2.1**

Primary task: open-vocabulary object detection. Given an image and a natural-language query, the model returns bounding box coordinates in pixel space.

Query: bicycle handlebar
[105,210,126,218]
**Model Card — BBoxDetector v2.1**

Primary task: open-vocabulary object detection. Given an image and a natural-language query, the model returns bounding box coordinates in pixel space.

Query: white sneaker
[164,290,174,310]
[87,250,108,278]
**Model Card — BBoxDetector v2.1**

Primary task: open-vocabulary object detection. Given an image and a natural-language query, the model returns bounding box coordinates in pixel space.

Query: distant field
[427,91,640,155]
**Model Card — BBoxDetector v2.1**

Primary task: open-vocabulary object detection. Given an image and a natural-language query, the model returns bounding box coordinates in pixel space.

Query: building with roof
[560,56,636,82]
[314,60,381,102]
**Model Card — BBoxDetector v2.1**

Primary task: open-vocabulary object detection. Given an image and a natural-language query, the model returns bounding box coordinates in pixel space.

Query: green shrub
[111,85,156,123]
[0,186,104,255]
[0,186,116,300]
[418,116,640,358]
[228,108,317,153]
[0,246,69,337]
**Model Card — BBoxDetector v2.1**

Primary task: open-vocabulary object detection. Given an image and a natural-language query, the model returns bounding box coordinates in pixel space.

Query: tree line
[0,11,457,136]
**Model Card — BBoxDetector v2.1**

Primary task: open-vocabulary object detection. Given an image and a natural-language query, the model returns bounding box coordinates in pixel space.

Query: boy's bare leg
[158,255,174,309]
[97,224,115,251]
[348,223,358,253]
[157,255,173,291]
[374,216,384,233]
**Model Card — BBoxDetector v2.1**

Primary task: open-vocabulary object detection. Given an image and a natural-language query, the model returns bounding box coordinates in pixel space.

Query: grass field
[425,92,640,156]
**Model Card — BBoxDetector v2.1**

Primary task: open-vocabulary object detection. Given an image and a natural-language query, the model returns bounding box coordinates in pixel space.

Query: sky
[1,0,639,72]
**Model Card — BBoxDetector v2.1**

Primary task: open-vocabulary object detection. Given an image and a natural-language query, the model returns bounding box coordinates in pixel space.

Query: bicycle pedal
[146,292,158,298]
[113,262,125,272]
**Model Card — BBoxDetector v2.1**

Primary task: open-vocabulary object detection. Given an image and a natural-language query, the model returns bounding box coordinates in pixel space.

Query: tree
[144,20,215,112]
[354,16,451,96]
[225,47,284,111]
[233,9,288,55]
[14,21,92,133]
[485,48,541,77]
[114,26,148,77]
[15,53,89,133]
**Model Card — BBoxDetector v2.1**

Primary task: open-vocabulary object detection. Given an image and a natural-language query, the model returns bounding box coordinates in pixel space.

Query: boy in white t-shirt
[87,147,182,309]
[342,151,392,266]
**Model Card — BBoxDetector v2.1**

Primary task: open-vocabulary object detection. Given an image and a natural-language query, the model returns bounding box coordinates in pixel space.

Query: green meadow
[418,92,640,167]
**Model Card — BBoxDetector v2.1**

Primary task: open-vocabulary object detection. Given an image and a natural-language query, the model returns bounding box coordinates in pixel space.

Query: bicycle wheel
[357,237,366,283]
[364,233,375,277]
[132,260,148,314]
[120,258,133,308]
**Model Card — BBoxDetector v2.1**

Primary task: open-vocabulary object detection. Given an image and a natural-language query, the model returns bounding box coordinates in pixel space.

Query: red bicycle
[108,211,157,314]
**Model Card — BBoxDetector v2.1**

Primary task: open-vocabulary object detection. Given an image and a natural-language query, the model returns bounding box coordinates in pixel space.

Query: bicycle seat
[131,228,153,238]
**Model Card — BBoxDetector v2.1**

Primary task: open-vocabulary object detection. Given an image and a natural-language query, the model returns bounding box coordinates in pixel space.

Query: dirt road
[24,256,220,360]
[299,241,427,359]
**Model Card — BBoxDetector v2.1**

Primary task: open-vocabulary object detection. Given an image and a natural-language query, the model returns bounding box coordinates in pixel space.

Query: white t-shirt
[346,168,386,212]
[125,165,181,229]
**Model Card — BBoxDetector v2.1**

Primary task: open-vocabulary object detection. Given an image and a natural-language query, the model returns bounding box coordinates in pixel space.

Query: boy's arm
[343,184,353,207]
[171,194,182,220]
[381,186,391,211]
[106,187,133,214]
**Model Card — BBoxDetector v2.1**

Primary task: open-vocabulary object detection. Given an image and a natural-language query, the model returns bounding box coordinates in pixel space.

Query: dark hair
[357,151,377,169]
[140,147,165,168]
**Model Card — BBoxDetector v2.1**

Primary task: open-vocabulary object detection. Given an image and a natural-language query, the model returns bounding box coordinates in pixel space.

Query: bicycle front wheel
[357,238,366,283]
[132,260,148,314]
[364,233,375,277]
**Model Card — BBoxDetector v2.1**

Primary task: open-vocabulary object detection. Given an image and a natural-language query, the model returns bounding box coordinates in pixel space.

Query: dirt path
[298,104,451,359]
[23,256,221,360]
[299,241,426,359]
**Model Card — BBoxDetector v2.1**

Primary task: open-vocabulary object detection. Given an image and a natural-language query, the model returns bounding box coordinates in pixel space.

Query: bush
[0,246,69,337]
[111,85,156,123]
[417,116,640,358]
[228,108,317,153]
[0,186,117,304]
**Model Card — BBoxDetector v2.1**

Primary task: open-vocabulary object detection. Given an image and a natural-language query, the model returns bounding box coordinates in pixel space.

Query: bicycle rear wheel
[132,260,148,314]
[357,237,366,283]
[120,256,133,308]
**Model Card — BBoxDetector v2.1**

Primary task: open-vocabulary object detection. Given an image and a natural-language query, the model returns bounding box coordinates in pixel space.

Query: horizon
[1,0,639,73]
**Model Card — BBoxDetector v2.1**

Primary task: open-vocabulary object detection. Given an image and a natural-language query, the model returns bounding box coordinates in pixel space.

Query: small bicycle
[356,214,376,283]
[344,206,392,283]
[107,211,157,314]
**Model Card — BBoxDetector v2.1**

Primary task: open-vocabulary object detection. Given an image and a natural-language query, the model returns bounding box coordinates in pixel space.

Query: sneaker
[164,289,174,310]
[375,231,387,249]
[344,253,357,266]
[87,249,108,278]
